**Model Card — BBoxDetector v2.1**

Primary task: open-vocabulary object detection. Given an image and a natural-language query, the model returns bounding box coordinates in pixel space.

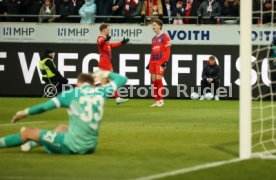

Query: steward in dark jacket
[39,49,68,95]
[200,55,221,100]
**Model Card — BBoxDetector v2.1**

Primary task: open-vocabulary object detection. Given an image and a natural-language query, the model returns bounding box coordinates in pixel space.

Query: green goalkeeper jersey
[27,73,127,154]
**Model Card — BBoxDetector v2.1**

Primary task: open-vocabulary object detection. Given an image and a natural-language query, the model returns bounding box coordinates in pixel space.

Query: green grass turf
[0,98,275,180]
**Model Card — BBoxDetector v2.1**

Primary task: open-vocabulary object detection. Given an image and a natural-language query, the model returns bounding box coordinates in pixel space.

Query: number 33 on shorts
[43,131,57,143]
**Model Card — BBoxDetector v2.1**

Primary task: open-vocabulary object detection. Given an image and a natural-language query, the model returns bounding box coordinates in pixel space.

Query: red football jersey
[150,32,171,63]
[97,35,122,67]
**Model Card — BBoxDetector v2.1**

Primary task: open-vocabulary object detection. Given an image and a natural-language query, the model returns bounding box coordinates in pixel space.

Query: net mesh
[251,0,276,157]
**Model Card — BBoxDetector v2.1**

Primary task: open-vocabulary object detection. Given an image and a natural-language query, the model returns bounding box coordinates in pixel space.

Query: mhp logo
[110,28,142,37]
[3,27,35,36]
[58,28,89,37]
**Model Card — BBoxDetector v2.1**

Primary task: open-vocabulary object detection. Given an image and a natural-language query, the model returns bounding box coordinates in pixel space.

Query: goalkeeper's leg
[21,124,68,152]
[0,127,41,148]
[0,126,71,154]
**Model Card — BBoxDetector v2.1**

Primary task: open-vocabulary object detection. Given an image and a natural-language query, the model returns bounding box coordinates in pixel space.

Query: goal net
[250,0,276,158]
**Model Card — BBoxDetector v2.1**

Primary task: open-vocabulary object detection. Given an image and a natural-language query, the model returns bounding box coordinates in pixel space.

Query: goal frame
[239,0,252,159]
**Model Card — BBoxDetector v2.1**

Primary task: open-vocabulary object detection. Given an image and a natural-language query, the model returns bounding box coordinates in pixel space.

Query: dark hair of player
[77,73,94,86]
[99,23,109,32]
[152,19,163,29]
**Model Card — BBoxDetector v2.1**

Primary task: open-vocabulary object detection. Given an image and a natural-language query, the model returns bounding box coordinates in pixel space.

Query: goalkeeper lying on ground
[0,71,127,154]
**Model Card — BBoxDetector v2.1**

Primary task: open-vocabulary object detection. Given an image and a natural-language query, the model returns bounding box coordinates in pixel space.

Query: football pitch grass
[0,98,276,180]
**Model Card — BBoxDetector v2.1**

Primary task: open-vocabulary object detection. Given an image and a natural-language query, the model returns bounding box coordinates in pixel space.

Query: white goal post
[239,0,252,159]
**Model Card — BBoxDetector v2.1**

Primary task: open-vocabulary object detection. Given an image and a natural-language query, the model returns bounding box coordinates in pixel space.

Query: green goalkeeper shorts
[39,130,73,154]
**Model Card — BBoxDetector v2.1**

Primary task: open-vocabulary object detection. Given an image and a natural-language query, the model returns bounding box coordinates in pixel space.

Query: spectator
[253,0,261,24]
[141,0,163,25]
[122,0,143,23]
[39,0,57,23]
[110,0,124,23]
[197,0,221,24]
[169,0,200,24]
[53,0,62,13]
[79,0,96,24]
[262,0,276,24]
[21,0,44,22]
[216,0,224,7]
[0,0,5,22]
[95,0,113,23]
[161,0,173,24]
[58,0,75,22]
[199,55,221,100]
[221,0,239,24]
[172,0,185,24]
[183,0,201,24]
[69,0,84,22]
[3,0,21,22]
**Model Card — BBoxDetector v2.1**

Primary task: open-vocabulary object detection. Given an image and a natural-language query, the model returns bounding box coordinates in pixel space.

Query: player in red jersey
[97,23,130,105]
[146,19,171,107]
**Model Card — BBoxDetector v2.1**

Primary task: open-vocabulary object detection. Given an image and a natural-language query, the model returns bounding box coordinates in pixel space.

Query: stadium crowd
[0,0,274,24]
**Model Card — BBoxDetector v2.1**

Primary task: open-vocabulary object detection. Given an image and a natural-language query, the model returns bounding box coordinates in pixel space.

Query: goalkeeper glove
[161,62,167,68]
[121,37,130,45]
[92,70,111,82]
[105,35,111,42]
[11,109,28,123]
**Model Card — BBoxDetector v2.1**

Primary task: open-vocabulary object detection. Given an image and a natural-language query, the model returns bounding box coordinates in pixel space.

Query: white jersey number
[79,96,104,123]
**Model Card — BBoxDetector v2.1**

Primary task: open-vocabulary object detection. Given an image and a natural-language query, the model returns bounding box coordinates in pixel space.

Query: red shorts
[98,59,113,71]
[149,62,165,76]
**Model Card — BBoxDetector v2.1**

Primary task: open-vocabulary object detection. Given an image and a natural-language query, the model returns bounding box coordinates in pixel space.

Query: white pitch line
[0,176,90,180]
[134,158,241,180]
[0,121,45,127]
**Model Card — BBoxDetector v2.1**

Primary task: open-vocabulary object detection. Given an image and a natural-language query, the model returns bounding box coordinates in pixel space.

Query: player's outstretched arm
[110,37,130,48]
[11,98,60,123]
[110,42,121,48]
[121,37,130,45]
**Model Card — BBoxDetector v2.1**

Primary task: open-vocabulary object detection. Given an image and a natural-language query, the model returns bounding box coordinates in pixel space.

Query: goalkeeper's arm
[108,72,128,90]
[11,98,59,123]
[92,71,128,97]
[104,72,128,98]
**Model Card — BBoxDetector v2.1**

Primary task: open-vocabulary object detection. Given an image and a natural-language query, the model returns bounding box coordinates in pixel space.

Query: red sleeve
[97,36,105,47]
[163,34,171,62]
[110,42,122,48]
